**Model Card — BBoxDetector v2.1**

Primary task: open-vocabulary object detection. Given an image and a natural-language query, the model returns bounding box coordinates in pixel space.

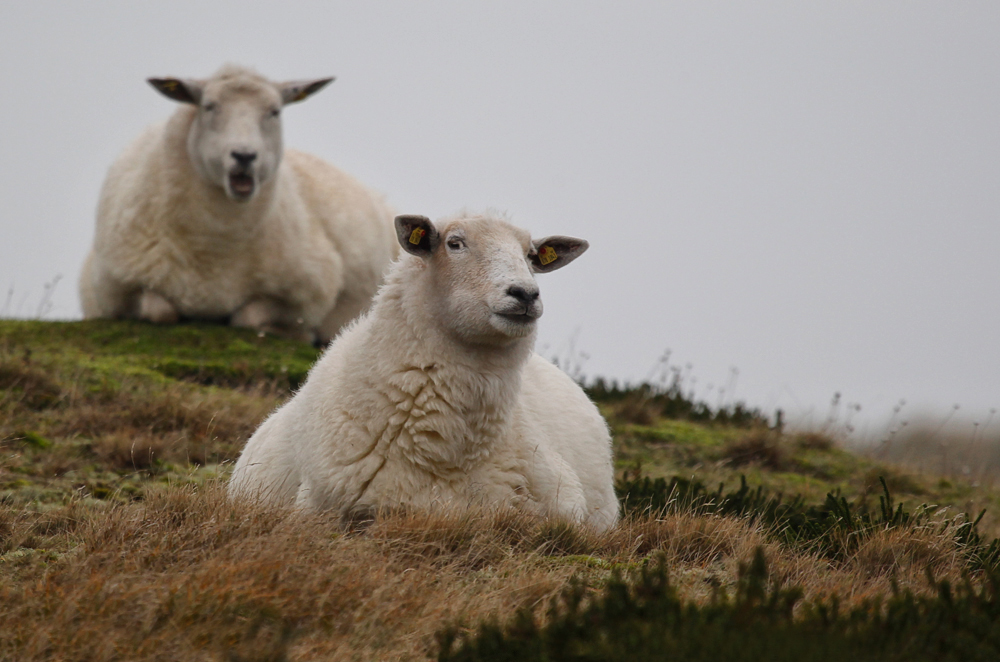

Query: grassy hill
[2,320,999,660]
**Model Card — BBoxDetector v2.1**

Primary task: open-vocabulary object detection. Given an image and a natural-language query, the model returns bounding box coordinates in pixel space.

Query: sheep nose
[231,151,257,166]
[507,284,540,305]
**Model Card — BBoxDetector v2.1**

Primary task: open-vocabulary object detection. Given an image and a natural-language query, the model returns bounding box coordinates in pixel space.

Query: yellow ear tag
[538,245,558,266]
[409,227,426,245]
[163,80,178,91]
[293,89,308,102]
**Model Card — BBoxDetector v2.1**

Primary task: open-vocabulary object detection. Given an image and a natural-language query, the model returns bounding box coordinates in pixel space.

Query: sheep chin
[489,311,538,338]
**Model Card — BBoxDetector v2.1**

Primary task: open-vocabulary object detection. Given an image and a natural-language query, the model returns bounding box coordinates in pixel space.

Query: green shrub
[616,472,1000,571]
[438,549,1000,662]
[587,378,769,428]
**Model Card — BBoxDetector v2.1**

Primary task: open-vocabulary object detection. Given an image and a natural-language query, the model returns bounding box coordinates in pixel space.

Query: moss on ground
[0,318,319,387]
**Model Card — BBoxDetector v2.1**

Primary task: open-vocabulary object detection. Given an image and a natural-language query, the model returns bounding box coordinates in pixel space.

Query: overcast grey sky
[1,2,998,438]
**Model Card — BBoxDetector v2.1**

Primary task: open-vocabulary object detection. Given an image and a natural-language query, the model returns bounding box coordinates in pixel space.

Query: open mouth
[228,173,255,199]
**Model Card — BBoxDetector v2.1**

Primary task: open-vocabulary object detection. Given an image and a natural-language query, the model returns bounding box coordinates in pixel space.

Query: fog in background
[2,2,998,441]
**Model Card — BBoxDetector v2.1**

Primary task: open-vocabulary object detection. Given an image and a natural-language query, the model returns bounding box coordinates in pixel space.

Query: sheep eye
[447,238,464,250]
[269,108,280,118]
[203,102,217,112]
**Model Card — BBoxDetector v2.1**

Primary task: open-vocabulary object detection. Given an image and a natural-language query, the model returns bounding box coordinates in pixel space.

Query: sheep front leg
[138,289,179,324]
[80,251,145,320]
[231,297,316,344]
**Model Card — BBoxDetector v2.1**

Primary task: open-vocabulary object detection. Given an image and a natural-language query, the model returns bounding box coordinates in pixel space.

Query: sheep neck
[363,264,534,473]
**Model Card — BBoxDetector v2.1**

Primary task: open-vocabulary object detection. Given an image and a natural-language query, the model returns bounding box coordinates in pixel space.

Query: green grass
[0,318,319,388]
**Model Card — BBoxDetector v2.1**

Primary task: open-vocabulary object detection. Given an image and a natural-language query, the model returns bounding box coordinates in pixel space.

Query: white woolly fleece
[80,65,397,343]
[229,213,619,532]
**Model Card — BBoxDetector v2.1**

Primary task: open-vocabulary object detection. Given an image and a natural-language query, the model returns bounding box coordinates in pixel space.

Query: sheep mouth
[227,173,256,200]
[494,310,540,324]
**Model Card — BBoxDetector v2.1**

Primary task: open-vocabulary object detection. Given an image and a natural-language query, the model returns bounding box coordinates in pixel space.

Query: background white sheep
[229,212,619,531]
[79,64,398,344]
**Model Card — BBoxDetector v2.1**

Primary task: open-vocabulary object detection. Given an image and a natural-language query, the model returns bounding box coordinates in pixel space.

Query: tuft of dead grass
[0,352,63,412]
[860,466,925,497]
[58,381,280,458]
[90,432,177,472]
[794,431,835,451]
[2,375,283,488]
[722,429,786,469]
[609,392,660,426]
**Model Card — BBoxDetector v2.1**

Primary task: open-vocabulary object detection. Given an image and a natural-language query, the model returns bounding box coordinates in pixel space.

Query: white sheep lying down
[229,212,619,531]
[80,64,398,344]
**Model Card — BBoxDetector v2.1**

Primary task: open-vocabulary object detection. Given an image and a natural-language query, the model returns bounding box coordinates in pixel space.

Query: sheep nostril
[231,151,257,166]
[507,285,540,304]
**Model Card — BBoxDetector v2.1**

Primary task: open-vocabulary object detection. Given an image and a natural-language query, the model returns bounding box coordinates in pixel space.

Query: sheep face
[148,67,333,202]
[395,214,589,347]
[186,78,283,202]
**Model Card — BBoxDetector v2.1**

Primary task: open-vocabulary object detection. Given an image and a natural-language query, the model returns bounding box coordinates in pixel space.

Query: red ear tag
[409,227,426,245]
[538,245,558,265]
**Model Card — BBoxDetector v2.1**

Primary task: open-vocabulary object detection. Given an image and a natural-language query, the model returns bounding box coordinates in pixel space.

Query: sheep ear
[395,215,440,257]
[148,78,202,105]
[529,236,589,273]
[280,77,335,105]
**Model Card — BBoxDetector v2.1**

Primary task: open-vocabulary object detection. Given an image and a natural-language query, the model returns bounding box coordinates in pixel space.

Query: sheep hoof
[231,298,280,330]
[138,290,179,324]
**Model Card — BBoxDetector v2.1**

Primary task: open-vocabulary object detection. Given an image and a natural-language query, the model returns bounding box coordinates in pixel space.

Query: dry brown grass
[67,385,278,471]
[721,429,787,470]
[794,432,835,451]
[90,431,181,471]
[0,483,977,662]
[55,380,281,461]
[2,374,283,481]
[608,392,660,426]
[0,351,63,411]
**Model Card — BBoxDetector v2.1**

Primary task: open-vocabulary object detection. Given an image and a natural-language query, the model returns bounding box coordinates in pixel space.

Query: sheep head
[395,213,588,347]
[148,65,333,202]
